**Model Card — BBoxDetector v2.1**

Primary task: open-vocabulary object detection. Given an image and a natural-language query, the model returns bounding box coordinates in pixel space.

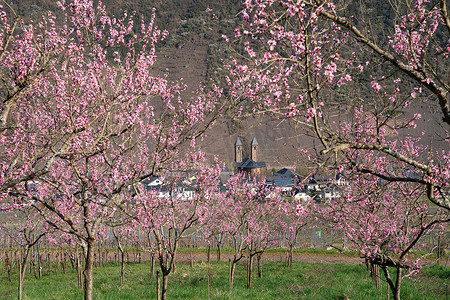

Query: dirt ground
[134,251,365,265]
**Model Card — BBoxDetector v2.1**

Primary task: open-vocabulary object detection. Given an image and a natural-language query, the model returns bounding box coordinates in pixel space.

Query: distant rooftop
[273,177,294,187]
[274,168,296,178]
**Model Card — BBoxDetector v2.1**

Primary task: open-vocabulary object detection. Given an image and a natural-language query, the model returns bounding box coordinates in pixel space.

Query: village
[142,137,346,203]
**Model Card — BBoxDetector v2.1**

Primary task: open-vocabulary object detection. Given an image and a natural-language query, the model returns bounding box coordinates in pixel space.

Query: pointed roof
[274,168,296,178]
[251,137,258,146]
[235,137,242,146]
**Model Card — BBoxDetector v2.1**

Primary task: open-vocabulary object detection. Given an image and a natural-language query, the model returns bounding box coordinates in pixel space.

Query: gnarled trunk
[369,263,381,289]
[381,265,403,300]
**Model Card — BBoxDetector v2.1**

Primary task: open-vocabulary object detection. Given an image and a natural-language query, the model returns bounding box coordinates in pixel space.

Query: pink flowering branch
[225,0,450,212]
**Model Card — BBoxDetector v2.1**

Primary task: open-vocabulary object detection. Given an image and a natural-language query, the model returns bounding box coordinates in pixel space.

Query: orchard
[0,1,449,300]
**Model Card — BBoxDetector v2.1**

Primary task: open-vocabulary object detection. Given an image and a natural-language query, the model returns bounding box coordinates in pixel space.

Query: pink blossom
[242,10,249,21]
[371,81,381,93]
[305,107,316,121]
[295,204,305,216]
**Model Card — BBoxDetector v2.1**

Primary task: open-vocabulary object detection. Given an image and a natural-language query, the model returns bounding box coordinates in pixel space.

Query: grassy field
[0,259,448,299]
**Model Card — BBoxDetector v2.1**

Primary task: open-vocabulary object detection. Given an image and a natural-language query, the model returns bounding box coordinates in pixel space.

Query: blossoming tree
[211,174,284,292]
[1,1,222,299]
[0,206,48,300]
[278,200,310,268]
[221,2,450,297]
[123,158,223,300]
[224,0,450,210]
[323,170,449,299]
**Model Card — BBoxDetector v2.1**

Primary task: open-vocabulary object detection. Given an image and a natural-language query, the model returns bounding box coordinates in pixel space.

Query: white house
[294,191,311,203]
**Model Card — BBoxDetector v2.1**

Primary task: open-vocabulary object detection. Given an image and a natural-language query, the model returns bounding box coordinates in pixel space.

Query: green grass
[0,260,448,299]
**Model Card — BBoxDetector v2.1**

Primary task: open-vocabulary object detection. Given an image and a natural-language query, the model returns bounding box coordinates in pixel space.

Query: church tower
[251,137,258,162]
[235,137,243,163]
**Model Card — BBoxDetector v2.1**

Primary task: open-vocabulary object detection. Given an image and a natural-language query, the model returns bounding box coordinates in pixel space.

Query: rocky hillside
[11,1,446,172]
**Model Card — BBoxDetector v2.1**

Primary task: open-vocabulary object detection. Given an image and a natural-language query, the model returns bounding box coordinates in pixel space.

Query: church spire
[235,137,243,163]
[251,137,258,162]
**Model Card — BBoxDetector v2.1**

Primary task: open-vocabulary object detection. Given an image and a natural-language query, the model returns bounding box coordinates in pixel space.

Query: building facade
[235,137,267,180]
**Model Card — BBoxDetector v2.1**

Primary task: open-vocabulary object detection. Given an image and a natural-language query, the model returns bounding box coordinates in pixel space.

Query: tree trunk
[370,263,381,289]
[257,253,262,278]
[247,254,253,289]
[288,245,294,268]
[104,250,108,267]
[156,270,161,300]
[229,259,236,293]
[97,242,102,268]
[150,254,155,278]
[217,243,221,261]
[77,253,83,291]
[113,230,125,285]
[61,251,66,274]
[394,268,402,300]
[381,265,403,300]
[69,251,75,271]
[120,250,125,285]
[6,251,12,282]
[207,265,212,300]
[54,252,58,274]
[83,238,95,300]
[32,257,37,279]
[36,244,42,279]
[18,272,24,300]
[18,247,31,300]
[161,271,169,300]
[207,245,211,264]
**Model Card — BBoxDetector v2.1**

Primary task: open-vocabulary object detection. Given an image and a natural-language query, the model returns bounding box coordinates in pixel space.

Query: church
[234,137,267,180]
